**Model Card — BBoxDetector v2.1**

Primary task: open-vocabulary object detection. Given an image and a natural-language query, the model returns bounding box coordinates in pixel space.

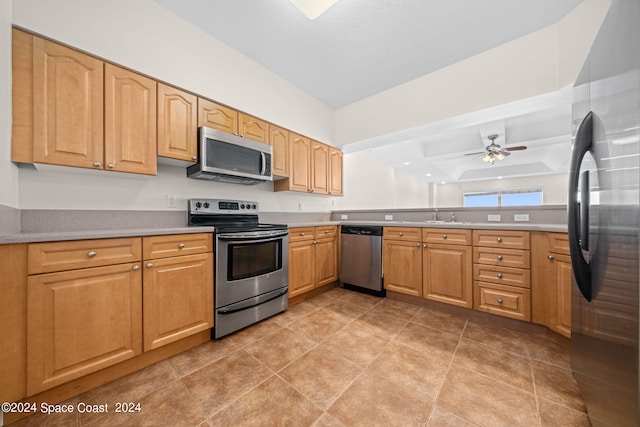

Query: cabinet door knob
[93,161,101,168]
[107,163,115,169]
[399,232,404,237]
[416,243,421,247]
[497,255,503,261]
[497,298,504,304]
[547,255,554,260]
[192,155,197,161]
[133,265,140,271]
[423,243,427,248]
[146,262,153,268]
[87,251,97,257]
[178,243,185,249]
[300,232,305,236]
[442,234,447,240]
[324,230,330,234]
[497,273,503,279]
[496,237,502,243]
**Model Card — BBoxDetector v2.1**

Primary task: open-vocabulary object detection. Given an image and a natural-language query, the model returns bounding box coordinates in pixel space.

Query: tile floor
[12,288,590,426]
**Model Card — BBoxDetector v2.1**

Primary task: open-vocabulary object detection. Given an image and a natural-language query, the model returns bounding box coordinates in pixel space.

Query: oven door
[215,230,288,308]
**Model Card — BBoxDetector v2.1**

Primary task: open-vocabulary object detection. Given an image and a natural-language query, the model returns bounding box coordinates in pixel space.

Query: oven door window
[227,239,282,281]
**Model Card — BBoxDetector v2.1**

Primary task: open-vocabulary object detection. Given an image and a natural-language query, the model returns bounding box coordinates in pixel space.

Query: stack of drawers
[472,230,531,321]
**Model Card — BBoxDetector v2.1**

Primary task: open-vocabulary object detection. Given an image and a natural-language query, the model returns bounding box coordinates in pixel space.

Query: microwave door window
[207,139,262,175]
[228,240,282,281]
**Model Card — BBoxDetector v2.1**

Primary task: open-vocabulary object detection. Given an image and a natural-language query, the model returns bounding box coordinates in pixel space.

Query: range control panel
[188,199,259,214]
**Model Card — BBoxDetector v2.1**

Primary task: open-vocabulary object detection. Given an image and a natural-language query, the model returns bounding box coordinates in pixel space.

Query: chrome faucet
[432,209,438,221]
[451,212,455,222]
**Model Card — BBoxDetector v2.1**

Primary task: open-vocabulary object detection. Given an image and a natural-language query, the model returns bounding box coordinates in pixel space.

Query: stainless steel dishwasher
[340,225,385,296]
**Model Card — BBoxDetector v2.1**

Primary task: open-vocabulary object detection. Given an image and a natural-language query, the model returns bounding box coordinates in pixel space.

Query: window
[463,189,543,207]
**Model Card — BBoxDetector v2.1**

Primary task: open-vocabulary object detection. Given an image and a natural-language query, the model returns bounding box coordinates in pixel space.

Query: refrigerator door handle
[568,111,593,301]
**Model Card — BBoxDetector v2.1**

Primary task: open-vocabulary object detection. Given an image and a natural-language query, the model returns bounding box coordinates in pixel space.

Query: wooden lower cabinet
[423,243,472,308]
[143,253,213,351]
[288,226,339,298]
[27,263,143,395]
[383,239,423,297]
[474,281,531,321]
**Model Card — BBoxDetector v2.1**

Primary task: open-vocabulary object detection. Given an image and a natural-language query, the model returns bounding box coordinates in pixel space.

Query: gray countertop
[0,227,216,244]
[338,220,567,233]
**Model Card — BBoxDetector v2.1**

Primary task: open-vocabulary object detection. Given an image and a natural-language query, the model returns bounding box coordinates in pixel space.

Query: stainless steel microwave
[187,127,273,185]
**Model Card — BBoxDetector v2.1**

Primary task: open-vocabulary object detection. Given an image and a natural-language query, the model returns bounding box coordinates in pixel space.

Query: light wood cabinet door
[143,253,213,351]
[423,243,472,308]
[270,125,289,177]
[198,98,238,134]
[289,240,315,297]
[553,254,572,337]
[104,64,157,175]
[142,233,212,260]
[329,147,343,196]
[27,263,142,395]
[315,236,338,287]
[383,240,422,297]
[32,37,104,169]
[311,140,329,194]
[157,83,198,162]
[288,133,312,192]
[239,113,269,144]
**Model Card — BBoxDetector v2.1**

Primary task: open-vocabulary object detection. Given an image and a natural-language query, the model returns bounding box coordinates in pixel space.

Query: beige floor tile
[437,366,539,426]
[369,298,421,321]
[328,371,433,427]
[287,309,347,342]
[340,291,384,308]
[218,319,283,348]
[321,299,370,323]
[350,310,409,339]
[83,380,205,427]
[528,335,571,370]
[321,287,352,300]
[208,376,322,427]
[367,341,449,401]
[313,412,346,427]
[452,338,534,393]
[538,398,590,426]
[278,346,363,409]
[182,349,273,417]
[301,292,340,310]
[462,320,530,357]
[244,327,317,371]
[168,339,241,378]
[272,300,320,325]
[426,405,479,426]
[78,361,178,425]
[532,360,586,413]
[320,324,390,367]
[411,307,468,336]
[393,321,459,361]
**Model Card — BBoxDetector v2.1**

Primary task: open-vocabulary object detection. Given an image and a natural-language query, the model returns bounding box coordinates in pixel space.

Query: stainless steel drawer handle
[497,255,503,261]
[496,237,502,243]
[133,265,140,271]
[547,255,554,260]
[497,273,503,279]
[442,234,447,240]
[146,262,153,268]
[497,298,504,304]
[87,251,97,257]
[178,243,185,249]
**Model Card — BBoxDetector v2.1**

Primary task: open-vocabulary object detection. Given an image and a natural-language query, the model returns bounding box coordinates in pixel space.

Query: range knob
[203,202,210,208]
[195,202,202,208]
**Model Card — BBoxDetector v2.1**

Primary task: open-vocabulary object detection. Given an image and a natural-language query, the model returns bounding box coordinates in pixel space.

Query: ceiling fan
[465,134,527,164]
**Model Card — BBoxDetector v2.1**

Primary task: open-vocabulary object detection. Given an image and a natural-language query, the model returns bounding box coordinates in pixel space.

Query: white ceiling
[152,0,584,183]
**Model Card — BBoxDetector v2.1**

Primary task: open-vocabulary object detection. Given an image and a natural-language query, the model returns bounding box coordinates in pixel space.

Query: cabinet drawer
[474,281,531,321]
[473,247,530,268]
[143,233,212,259]
[28,238,142,275]
[383,227,421,242]
[473,230,530,249]
[316,225,338,238]
[473,264,531,288]
[548,233,569,255]
[423,228,471,245]
[289,227,316,242]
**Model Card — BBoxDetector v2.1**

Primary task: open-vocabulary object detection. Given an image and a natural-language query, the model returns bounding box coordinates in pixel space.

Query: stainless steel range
[188,199,288,339]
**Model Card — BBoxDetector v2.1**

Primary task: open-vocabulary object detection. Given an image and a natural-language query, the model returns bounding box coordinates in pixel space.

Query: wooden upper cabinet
[157,83,198,162]
[239,113,269,144]
[288,133,312,192]
[198,98,238,134]
[270,125,289,177]
[104,64,157,175]
[311,141,329,195]
[12,29,34,163]
[329,147,343,196]
[32,36,104,169]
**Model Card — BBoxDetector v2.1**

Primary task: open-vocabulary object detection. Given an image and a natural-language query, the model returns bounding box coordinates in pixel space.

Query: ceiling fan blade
[464,151,486,156]
[503,146,527,151]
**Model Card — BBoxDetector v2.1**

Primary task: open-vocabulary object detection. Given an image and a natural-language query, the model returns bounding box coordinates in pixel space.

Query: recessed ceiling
[152,0,582,108]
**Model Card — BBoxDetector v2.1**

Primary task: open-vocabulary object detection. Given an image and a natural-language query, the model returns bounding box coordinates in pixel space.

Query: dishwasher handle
[341,225,383,236]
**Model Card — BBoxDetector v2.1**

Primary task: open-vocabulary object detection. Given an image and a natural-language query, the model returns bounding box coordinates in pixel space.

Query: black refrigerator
[569,0,640,425]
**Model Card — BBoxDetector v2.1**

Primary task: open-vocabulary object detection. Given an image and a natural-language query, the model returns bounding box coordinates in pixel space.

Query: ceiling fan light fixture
[289,0,338,19]
[496,152,505,161]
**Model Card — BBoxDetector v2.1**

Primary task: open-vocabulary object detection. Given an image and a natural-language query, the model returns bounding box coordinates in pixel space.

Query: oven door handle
[217,231,289,241]
[217,287,288,315]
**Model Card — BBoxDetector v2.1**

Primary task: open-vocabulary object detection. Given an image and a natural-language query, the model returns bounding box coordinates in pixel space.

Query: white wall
[434,173,569,208]
[334,0,611,146]
[10,0,335,212]
[333,151,431,210]
[0,0,19,208]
